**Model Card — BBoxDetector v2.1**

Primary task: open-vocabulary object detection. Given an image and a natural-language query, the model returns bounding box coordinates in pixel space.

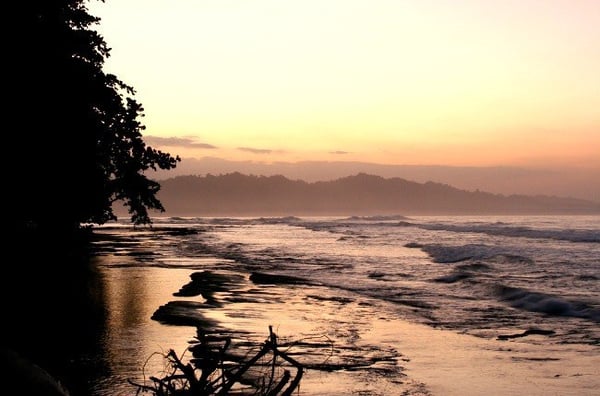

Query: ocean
[88,215,600,395]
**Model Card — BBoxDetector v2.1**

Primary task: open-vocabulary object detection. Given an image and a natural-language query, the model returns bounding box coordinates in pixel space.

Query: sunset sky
[89,0,600,168]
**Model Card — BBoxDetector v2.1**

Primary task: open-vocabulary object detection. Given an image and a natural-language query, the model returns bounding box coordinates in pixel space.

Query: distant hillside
[144,173,600,216]
[149,156,600,203]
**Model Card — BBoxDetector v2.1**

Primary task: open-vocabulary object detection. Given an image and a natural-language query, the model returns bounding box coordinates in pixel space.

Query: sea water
[89,215,599,394]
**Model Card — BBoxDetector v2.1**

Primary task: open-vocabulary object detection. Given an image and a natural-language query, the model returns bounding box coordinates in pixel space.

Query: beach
[5,215,598,395]
[82,215,599,395]
[91,261,599,395]
[12,2,600,395]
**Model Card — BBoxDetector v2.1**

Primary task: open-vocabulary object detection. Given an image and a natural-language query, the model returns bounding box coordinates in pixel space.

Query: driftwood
[130,326,304,395]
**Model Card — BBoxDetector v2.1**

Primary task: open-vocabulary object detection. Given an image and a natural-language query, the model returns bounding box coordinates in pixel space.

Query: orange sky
[89,0,600,168]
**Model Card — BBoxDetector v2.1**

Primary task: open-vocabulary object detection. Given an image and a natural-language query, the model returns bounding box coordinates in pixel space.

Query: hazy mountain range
[142,172,600,217]
[150,157,600,203]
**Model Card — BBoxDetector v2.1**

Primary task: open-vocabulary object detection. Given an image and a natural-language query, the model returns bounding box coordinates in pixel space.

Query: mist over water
[91,215,599,394]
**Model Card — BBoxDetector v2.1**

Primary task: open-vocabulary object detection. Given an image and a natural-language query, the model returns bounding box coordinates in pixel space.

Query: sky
[88,0,600,169]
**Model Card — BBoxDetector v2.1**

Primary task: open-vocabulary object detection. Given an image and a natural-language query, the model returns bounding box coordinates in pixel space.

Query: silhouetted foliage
[9,1,180,234]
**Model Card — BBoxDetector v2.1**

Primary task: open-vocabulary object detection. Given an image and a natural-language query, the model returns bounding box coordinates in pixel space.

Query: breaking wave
[416,222,600,243]
[411,243,534,264]
[496,285,600,322]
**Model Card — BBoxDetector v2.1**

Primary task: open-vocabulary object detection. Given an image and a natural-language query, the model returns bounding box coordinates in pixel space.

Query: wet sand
[8,225,598,396]
[146,269,600,395]
[371,318,599,396]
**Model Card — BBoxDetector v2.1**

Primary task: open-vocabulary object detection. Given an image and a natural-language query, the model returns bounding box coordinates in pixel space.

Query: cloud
[237,147,273,154]
[144,135,217,149]
[330,150,350,155]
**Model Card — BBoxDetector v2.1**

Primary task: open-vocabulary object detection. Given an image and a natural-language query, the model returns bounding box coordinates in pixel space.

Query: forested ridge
[154,173,600,216]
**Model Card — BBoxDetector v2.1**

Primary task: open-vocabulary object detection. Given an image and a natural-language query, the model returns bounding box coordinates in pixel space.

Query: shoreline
[18,221,595,395]
[370,315,600,395]
[149,268,600,395]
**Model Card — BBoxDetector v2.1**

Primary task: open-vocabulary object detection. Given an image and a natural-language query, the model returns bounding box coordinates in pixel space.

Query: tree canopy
[9,1,180,234]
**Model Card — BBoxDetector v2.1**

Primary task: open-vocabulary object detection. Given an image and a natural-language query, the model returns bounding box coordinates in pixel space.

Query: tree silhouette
[10,1,180,234]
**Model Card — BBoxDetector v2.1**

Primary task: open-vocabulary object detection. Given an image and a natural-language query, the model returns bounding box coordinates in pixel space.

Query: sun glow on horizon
[90,0,600,168]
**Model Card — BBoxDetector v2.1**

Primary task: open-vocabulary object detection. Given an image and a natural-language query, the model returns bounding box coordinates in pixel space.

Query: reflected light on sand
[99,263,198,394]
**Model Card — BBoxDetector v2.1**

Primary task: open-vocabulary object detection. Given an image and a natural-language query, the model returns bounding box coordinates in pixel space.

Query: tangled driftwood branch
[130,326,303,395]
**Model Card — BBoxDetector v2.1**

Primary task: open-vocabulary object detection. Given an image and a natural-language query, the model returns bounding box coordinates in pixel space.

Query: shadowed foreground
[3,229,108,396]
